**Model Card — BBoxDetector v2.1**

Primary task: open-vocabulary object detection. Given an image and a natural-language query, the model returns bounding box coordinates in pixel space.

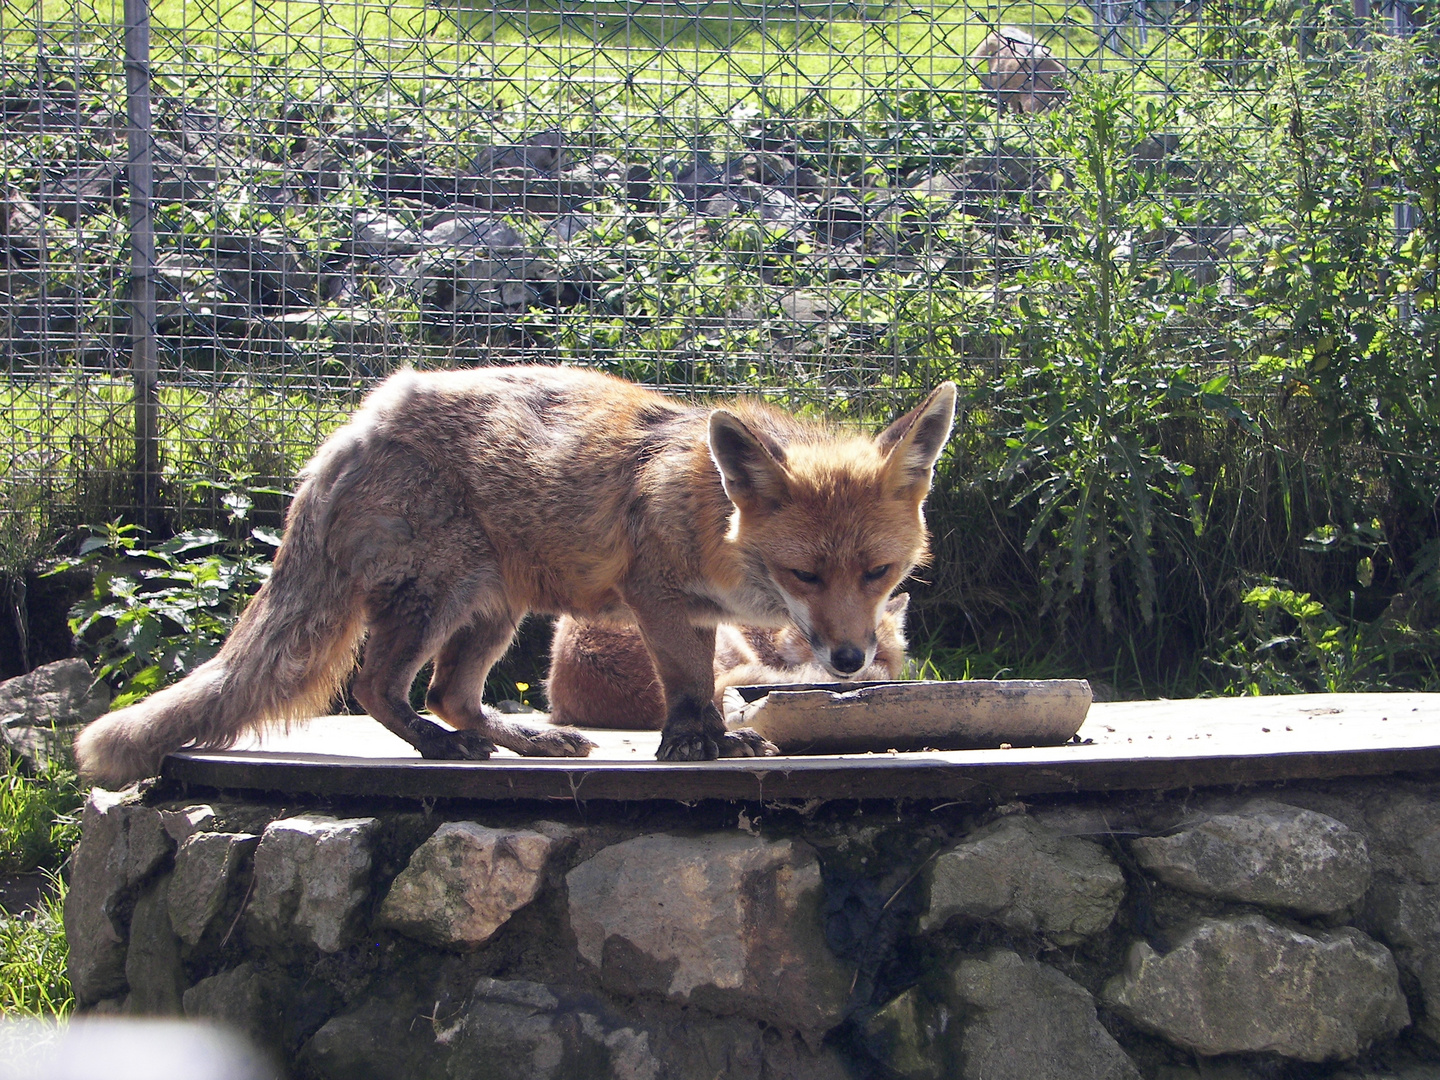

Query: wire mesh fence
[2,0,1437,667]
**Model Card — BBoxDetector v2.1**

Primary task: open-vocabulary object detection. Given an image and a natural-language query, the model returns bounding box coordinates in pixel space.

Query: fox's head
[708,384,957,678]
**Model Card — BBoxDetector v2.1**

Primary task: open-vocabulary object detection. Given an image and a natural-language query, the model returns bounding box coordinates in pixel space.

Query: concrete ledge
[162,693,1440,803]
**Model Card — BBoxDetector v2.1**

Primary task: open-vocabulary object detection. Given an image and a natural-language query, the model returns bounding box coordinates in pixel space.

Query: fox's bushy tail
[74,482,365,788]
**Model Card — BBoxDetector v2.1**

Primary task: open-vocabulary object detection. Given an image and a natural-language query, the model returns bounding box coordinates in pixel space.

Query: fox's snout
[809,633,876,678]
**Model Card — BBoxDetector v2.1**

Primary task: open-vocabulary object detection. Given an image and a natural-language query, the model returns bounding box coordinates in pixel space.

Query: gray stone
[168,830,260,947]
[297,995,448,1080]
[183,961,292,1062]
[919,815,1125,944]
[350,209,421,256]
[862,987,946,1080]
[1362,880,1440,1041]
[1163,238,1220,286]
[1102,914,1410,1060]
[0,658,109,771]
[245,814,376,952]
[1130,799,1371,915]
[123,874,185,1016]
[951,950,1139,1080]
[1331,1067,1440,1080]
[64,790,174,1004]
[1365,790,1440,884]
[377,821,557,950]
[150,138,219,204]
[449,976,840,1080]
[159,804,217,844]
[758,1035,852,1080]
[302,973,837,1080]
[566,832,851,1036]
[449,976,658,1080]
[1155,1067,1264,1080]
[422,212,525,252]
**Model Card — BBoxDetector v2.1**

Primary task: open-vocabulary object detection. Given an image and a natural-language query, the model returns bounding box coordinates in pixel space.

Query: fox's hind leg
[427,615,594,758]
[352,603,495,762]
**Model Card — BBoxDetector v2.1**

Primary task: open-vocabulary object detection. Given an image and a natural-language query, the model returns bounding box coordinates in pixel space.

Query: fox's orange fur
[547,594,909,729]
[75,366,956,786]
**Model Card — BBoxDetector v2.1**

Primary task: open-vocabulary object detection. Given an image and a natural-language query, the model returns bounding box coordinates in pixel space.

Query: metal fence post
[123,0,161,534]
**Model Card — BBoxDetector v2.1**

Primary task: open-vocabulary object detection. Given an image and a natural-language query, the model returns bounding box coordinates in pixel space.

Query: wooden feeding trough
[723,679,1093,755]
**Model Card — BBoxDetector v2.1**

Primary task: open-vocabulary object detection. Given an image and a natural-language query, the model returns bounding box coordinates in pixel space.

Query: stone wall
[66,774,1440,1079]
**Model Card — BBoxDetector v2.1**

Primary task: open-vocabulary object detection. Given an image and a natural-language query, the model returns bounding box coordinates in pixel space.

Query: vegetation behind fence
[1,0,1436,697]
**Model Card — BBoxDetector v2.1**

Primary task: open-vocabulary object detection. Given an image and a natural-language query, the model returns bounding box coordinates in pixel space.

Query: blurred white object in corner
[0,1019,273,1080]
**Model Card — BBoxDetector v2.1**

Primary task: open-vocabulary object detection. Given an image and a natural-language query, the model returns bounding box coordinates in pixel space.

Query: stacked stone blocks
[64,780,1440,1079]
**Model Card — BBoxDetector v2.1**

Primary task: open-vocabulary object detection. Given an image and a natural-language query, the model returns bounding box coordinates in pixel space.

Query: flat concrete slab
[159,692,1440,803]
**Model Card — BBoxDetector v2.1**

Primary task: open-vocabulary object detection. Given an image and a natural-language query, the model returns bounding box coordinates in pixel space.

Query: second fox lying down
[546,593,910,730]
[75,365,957,786]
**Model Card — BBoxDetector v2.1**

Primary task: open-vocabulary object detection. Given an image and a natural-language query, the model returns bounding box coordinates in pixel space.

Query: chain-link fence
[3,0,1437,682]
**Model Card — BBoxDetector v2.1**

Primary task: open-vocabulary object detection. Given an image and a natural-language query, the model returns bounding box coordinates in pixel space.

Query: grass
[0,756,84,876]
[4,0,1180,128]
[0,873,71,1018]
[0,753,82,1018]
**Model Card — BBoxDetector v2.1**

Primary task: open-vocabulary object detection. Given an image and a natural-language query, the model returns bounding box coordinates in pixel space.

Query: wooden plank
[160,693,1440,804]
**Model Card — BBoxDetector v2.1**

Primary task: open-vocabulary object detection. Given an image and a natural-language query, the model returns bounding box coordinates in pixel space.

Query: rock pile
[0,61,1243,372]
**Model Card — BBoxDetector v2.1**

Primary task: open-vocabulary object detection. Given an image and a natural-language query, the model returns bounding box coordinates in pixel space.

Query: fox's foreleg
[626,596,778,761]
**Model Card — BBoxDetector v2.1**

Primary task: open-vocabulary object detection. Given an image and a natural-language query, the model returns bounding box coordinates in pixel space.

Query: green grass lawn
[5,0,1127,123]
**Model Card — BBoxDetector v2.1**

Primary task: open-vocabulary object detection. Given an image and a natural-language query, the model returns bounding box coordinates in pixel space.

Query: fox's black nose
[831,646,866,674]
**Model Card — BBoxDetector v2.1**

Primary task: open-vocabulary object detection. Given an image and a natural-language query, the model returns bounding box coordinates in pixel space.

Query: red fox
[547,593,910,729]
[75,366,956,786]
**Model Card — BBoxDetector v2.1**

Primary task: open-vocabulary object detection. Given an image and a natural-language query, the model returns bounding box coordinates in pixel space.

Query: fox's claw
[420,729,496,761]
[718,728,780,758]
[523,726,596,757]
[655,728,779,760]
[656,732,720,761]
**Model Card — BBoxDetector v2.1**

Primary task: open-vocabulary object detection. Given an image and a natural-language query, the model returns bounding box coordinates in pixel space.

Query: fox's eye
[789,568,822,585]
[863,565,892,582]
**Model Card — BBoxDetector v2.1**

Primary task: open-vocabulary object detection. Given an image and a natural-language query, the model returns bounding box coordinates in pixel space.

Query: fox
[74,365,956,787]
[546,593,910,729]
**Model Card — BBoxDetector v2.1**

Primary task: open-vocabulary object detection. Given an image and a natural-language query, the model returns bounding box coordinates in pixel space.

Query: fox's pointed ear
[877,383,957,500]
[709,410,790,514]
[884,592,910,617]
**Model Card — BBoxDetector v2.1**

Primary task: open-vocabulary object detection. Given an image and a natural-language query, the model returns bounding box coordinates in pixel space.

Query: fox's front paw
[421,729,496,761]
[656,731,719,761]
[718,728,780,757]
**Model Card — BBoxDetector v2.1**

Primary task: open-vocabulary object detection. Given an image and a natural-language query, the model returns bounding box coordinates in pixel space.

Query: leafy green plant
[0,871,72,1017]
[49,490,280,707]
[1238,17,1439,585]
[1211,575,1440,694]
[990,74,1256,632]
